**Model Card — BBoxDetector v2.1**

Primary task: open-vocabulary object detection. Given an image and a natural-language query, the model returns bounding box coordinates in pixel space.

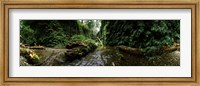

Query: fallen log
[116,45,142,55]
[116,44,180,55]
[29,46,45,50]
[162,44,180,52]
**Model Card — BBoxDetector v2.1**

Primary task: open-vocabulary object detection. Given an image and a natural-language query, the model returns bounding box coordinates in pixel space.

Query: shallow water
[65,47,116,66]
[33,46,180,66]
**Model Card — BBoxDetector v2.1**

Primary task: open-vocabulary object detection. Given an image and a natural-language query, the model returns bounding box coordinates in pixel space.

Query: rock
[65,42,97,61]
[161,43,180,52]
[112,62,115,66]
[20,43,26,48]
[38,52,66,66]
[20,47,40,65]
[65,46,89,61]
[20,56,31,66]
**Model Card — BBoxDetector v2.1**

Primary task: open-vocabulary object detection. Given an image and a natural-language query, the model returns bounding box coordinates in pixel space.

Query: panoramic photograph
[20,20,180,66]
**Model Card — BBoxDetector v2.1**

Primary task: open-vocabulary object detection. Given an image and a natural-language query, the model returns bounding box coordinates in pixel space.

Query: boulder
[65,46,90,61]
[65,42,87,49]
[38,52,66,66]
[65,42,97,61]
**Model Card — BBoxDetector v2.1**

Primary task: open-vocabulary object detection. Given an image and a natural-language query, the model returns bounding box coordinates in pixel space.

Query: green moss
[20,47,40,64]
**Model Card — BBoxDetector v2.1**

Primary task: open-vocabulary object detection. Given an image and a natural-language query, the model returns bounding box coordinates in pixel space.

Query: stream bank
[20,46,180,66]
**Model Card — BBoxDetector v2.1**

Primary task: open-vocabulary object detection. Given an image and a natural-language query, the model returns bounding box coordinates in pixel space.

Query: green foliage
[20,20,94,48]
[20,20,180,59]
[20,21,36,44]
[70,35,87,42]
[67,35,97,47]
[97,21,109,45]
[77,20,98,38]
[101,20,180,58]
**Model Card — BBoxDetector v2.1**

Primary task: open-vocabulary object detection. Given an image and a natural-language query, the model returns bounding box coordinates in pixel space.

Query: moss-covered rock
[65,41,87,49]
[65,42,97,61]
[20,47,40,65]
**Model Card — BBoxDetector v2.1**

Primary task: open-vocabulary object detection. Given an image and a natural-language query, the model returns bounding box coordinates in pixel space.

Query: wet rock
[20,48,40,65]
[65,46,92,61]
[38,52,66,66]
[65,42,97,61]
[65,47,115,66]
[20,56,31,66]
[65,42,87,49]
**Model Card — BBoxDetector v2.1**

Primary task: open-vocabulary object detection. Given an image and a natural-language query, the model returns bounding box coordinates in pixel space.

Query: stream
[65,47,117,66]
[33,46,180,66]
[34,47,119,66]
